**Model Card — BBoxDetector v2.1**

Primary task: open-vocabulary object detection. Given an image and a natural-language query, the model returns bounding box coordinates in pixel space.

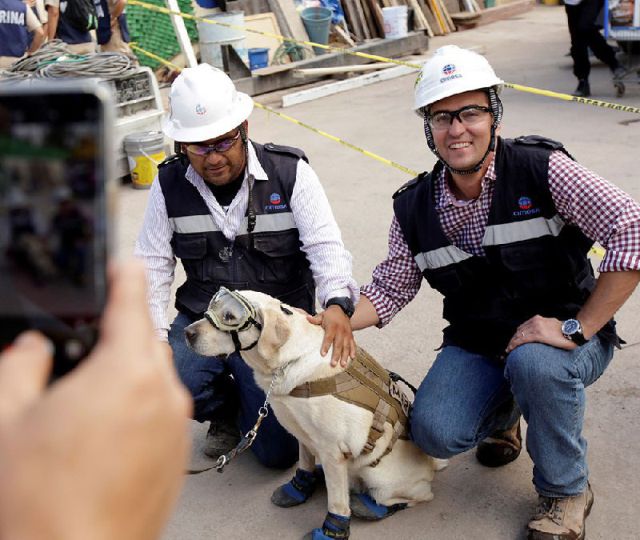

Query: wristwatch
[561,318,588,345]
[325,296,355,318]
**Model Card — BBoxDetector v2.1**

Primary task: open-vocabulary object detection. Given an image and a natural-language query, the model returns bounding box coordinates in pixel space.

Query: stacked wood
[338,0,483,40]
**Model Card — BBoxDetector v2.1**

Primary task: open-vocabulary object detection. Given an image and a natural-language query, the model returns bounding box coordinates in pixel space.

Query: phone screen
[0,85,110,377]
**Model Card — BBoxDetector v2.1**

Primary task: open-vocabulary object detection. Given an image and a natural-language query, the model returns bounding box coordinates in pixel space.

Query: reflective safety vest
[290,347,411,466]
[158,142,316,319]
[0,0,29,58]
[394,135,619,358]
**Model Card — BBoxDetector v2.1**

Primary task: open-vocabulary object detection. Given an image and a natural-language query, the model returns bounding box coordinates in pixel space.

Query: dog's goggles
[203,287,262,351]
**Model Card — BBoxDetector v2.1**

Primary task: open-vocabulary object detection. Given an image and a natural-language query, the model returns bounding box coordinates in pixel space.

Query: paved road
[117,6,640,539]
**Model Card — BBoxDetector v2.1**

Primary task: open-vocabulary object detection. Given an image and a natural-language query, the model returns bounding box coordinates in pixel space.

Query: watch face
[562,319,580,335]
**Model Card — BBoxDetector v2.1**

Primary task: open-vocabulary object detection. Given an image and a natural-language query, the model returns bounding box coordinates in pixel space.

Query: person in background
[337,45,640,539]
[94,0,136,61]
[564,0,625,97]
[44,0,95,54]
[0,0,44,69]
[135,64,358,469]
[0,260,192,540]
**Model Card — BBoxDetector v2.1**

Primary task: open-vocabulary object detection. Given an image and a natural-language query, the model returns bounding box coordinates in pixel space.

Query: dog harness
[289,348,412,466]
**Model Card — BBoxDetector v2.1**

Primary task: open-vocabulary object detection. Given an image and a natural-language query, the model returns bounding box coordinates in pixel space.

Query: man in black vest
[341,46,640,538]
[135,64,358,469]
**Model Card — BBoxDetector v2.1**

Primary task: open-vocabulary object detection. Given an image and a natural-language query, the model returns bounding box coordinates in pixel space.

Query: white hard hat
[162,64,254,142]
[414,46,504,116]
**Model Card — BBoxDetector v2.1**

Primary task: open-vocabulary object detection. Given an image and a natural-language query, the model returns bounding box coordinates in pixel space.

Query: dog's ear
[256,306,291,363]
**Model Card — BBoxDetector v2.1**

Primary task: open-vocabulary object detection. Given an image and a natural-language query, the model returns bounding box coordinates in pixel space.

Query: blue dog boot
[272,468,319,508]
[349,492,408,521]
[304,512,350,539]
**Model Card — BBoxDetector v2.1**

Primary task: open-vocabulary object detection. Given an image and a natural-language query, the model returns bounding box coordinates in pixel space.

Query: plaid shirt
[361,150,640,326]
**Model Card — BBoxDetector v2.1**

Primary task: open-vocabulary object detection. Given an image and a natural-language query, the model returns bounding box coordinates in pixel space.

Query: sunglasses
[427,105,492,131]
[184,130,241,156]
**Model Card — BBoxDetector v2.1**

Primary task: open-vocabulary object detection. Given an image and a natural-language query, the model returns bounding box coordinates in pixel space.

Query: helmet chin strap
[422,88,503,176]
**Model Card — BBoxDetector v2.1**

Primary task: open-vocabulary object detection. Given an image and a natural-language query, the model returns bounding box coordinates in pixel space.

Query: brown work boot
[476,419,521,467]
[527,483,594,540]
[203,418,241,459]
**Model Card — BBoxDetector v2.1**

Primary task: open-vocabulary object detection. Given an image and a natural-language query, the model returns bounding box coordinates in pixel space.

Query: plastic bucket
[382,6,408,39]
[248,47,269,70]
[123,131,166,189]
[301,7,332,55]
[198,10,248,70]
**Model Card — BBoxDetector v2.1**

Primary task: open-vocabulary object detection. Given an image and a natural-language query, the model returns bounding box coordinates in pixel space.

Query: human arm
[0,260,192,540]
[25,8,44,53]
[110,0,126,19]
[44,0,58,40]
[309,215,423,355]
[290,159,359,367]
[133,177,177,341]
[505,151,640,352]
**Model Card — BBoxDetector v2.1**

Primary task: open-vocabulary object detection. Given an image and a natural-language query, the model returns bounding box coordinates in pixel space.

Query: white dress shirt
[134,142,358,340]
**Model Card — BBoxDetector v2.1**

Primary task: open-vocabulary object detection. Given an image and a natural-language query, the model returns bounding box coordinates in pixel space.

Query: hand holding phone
[0,80,114,377]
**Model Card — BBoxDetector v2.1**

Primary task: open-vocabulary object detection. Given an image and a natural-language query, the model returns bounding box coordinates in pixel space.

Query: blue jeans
[169,312,298,469]
[410,337,614,497]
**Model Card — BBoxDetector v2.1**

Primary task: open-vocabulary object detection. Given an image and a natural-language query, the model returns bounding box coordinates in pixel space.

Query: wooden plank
[353,0,373,39]
[359,0,380,38]
[276,0,313,47]
[293,62,397,76]
[282,64,416,107]
[342,0,366,41]
[244,12,284,65]
[416,0,438,35]
[364,0,385,36]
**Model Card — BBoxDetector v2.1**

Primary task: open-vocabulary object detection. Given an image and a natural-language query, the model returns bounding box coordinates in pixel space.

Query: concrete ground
[116,5,640,539]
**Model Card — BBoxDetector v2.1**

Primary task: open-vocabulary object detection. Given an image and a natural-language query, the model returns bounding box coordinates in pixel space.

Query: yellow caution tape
[504,83,640,115]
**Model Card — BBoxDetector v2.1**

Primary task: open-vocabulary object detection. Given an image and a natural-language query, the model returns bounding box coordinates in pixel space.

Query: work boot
[612,66,627,80]
[527,483,594,540]
[476,418,522,467]
[203,418,241,459]
[572,79,590,98]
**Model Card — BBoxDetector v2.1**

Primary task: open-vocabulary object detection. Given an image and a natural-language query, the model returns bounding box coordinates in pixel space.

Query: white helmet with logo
[162,63,254,142]
[414,45,504,116]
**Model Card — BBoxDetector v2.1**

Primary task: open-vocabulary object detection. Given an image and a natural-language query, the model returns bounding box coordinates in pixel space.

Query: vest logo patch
[513,196,541,217]
[265,192,286,211]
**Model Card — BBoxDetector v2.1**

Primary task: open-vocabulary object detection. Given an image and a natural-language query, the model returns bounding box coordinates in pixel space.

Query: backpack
[61,0,98,32]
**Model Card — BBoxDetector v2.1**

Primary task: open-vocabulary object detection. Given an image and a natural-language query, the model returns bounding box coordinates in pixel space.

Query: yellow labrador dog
[185,288,445,539]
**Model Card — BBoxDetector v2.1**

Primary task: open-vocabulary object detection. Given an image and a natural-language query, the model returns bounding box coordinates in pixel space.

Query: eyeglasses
[185,130,241,156]
[427,105,492,131]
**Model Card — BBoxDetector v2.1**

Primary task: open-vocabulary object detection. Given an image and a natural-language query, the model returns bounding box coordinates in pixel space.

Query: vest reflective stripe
[169,215,218,234]
[169,212,296,235]
[415,245,472,271]
[483,214,565,246]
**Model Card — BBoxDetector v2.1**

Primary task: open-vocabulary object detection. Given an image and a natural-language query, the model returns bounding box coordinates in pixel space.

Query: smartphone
[0,79,114,379]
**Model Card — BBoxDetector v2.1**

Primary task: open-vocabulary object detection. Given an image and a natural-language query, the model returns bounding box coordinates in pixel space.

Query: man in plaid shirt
[341,46,640,538]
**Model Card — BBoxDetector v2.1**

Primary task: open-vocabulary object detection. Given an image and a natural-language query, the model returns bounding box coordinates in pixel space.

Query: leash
[187,371,279,475]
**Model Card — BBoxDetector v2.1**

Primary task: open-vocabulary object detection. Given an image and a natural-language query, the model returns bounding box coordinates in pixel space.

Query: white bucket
[198,10,248,70]
[123,131,166,189]
[382,6,408,39]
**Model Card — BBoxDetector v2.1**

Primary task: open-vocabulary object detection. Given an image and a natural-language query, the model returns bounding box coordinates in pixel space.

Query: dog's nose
[184,326,197,344]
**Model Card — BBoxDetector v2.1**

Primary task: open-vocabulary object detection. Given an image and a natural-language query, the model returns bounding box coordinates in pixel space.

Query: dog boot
[304,512,350,540]
[271,468,320,507]
[349,492,408,521]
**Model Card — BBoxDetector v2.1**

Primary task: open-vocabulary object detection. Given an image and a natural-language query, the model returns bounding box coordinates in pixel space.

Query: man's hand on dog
[307,306,356,368]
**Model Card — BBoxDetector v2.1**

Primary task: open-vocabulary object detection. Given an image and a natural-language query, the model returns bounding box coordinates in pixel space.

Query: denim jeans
[169,312,298,469]
[410,337,614,498]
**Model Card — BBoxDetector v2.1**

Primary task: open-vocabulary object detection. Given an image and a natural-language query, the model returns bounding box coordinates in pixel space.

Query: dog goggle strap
[203,288,262,351]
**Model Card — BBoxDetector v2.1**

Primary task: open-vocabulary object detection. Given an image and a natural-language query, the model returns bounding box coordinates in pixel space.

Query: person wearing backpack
[45,0,95,54]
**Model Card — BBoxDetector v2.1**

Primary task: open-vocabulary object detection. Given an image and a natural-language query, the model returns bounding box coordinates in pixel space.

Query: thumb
[0,332,53,428]
[306,313,324,326]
